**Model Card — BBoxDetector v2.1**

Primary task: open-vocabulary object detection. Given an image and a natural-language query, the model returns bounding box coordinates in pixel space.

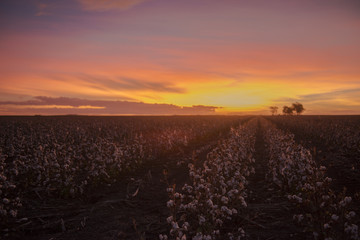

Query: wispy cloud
[298,88,360,102]
[47,73,186,94]
[274,88,360,103]
[77,74,186,93]
[0,96,220,115]
[77,0,148,12]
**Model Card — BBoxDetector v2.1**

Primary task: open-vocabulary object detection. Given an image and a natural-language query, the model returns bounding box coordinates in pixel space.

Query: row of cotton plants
[161,119,257,240]
[262,118,359,240]
[268,115,360,156]
[0,116,242,224]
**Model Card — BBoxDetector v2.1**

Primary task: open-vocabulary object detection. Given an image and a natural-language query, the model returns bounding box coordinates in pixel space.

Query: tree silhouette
[282,106,293,115]
[292,102,305,115]
[269,106,278,115]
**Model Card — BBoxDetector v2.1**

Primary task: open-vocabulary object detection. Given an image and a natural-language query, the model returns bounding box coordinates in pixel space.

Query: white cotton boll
[167,216,173,223]
[159,234,168,240]
[215,218,223,226]
[331,214,339,221]
[322,195,330,201]
[69,188,75,196]
[239,196,247,207]
[167,200,174,208]
[316,182,323,187]
[304,183,314,191]
[325,177,332,183]
[344,197,352,204]
[291,195,303,203]
[171,221,179,229]
[193,232,203,240]
[221,196,229,204]
[232,208,238,215]
[324,223,331,229]
[340,197,352,207]
[346,211,356,220]
[9,210,17,217]
[199,215,206,225]
[182,222,189,231]
[238,227,245,236]
[293,214,304,222]
[344,223,358,239]
[213,230,220,235]
[205,235,212,240]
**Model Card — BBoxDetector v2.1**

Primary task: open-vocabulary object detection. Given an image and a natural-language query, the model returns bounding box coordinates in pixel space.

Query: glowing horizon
[1,0,360,115]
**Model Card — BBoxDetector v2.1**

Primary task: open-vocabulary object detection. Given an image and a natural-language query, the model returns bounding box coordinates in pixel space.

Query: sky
[0,0,360,115]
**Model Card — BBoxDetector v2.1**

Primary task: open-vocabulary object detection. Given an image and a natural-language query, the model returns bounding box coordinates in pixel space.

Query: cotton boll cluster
[263,123,317,192]
[262,118,359,240]
[163,119,257,239]
[0,150,22,222]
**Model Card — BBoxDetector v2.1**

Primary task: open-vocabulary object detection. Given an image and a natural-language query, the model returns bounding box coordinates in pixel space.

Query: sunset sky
[1,0,360,115]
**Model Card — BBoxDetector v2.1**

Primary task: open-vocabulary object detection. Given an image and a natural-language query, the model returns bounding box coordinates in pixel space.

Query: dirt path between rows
[244,119,310,239]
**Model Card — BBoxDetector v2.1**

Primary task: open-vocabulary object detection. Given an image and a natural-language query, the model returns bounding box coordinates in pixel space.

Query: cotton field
[0,116,359,240]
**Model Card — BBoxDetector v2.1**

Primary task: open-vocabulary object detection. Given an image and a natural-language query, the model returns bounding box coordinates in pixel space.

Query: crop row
[161,119,257,240]
[267,116,360,156]
[262,118,359,240]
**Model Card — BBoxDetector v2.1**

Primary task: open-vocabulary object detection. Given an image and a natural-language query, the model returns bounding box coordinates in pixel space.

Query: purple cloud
[0,96,220,115]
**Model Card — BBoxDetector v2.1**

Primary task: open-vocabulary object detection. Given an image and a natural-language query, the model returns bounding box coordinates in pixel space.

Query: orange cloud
[77,0,148,11]
[35,3,51,16]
